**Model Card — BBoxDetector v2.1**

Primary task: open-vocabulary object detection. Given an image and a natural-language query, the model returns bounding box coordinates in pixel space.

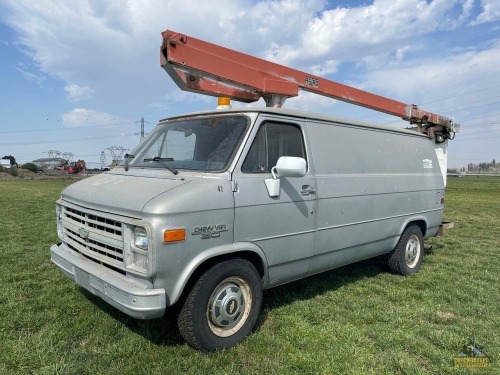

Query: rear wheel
[388,225,424,275]
[177,259,262,352]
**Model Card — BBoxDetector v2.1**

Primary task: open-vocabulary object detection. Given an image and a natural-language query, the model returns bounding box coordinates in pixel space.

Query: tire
[388,225,424,276]
[177,258,263,352]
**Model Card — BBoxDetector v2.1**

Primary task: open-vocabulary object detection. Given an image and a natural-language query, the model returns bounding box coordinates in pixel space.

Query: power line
[0,133,137,147]
[0,121,136,134]
[454,135,500,141]
[419,83,500,105]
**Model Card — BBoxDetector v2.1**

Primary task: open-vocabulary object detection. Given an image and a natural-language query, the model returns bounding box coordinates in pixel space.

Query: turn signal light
[164,228,186,243]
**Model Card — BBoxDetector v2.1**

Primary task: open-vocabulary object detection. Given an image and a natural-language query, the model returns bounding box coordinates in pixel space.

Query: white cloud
[266,0,474,67]
[309,60,341,76]
[470,0,500,25]
[64,84,95,102]
[452,0,475,28]
[16,63,45,85]
[363,40,500,103]
[62,108,129,127]
[0,0,486,112]
[286,91,338,112]
[147,102,164,109]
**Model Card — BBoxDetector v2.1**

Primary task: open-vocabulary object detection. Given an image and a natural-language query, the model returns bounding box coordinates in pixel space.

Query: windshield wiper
[144,156,178,175]
[124,154,135,172]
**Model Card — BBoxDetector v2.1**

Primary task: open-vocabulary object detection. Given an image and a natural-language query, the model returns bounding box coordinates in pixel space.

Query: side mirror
[264,156,307,197]
[275,156,307,177]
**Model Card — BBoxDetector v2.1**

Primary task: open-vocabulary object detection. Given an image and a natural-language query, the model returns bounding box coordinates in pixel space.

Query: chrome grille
[60,205,125,274]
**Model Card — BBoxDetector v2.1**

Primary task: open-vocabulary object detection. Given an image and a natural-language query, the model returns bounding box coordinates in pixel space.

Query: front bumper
[50,243,166,319]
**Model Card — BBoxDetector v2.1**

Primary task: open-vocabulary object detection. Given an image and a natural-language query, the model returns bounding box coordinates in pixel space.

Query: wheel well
[180,251,266,303]
[408,220,427,237]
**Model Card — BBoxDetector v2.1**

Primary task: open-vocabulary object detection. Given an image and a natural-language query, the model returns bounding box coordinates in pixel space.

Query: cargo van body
[51,108,445,351]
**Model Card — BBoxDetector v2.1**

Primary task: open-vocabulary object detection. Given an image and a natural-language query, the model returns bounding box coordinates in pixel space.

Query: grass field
[0,177,498,374]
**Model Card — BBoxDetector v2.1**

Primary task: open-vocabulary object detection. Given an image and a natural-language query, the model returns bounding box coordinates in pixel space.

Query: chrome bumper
[50,243,166,319]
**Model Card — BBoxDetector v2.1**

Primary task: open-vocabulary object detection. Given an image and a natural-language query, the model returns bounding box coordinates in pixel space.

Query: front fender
[166,242,269,306]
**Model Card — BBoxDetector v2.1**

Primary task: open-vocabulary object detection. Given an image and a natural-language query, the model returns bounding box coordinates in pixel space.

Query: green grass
[0,177,498,374]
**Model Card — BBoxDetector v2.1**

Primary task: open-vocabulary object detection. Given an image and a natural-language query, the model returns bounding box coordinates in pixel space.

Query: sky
[0,0,499,169]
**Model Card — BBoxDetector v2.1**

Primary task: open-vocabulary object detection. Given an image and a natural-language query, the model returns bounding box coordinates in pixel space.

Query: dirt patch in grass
[0,171,18,180]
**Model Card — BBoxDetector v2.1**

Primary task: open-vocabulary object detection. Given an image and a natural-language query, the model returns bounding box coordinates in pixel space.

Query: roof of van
[159,107,426,138]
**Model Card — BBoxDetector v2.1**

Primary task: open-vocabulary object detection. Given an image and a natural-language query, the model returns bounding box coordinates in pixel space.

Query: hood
[61,170,189,218]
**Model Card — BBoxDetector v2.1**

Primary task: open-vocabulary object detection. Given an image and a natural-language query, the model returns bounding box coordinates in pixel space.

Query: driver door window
[242,122,306,173]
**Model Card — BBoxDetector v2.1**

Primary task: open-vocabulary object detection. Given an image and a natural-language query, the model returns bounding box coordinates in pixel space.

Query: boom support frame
[160,30,458,140]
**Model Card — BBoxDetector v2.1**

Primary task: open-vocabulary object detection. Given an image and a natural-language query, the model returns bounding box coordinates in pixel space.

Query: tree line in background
[448,160,498,174]
[467,159,497,173]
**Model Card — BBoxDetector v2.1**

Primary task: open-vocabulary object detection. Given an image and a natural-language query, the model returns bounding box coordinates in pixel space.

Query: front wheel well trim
[169,242,268,306]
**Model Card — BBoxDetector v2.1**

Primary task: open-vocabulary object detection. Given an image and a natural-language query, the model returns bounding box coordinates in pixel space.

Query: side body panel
[307,119,444,274]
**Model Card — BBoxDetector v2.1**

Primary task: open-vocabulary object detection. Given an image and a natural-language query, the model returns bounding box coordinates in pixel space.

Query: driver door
[232,119,317,285]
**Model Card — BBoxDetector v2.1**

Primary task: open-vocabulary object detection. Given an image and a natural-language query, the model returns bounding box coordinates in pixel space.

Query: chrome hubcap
[405,234,421,268]
[208,277,252,337]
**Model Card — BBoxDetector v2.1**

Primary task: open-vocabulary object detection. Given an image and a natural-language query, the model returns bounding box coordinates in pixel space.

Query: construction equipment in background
[63,160,86,174]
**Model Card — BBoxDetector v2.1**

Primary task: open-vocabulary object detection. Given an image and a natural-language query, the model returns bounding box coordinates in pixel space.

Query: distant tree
[479,162,490,171]
[21,163,39,173]
[466,160,499,173]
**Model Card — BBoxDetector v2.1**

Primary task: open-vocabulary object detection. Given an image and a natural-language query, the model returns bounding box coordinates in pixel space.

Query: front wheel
[177,259,262,352]
[388,225,424,276]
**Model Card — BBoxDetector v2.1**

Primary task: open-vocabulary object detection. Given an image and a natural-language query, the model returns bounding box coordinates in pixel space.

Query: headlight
[133,226,149,250]
[124,222,154,275]
[56,204,63,239]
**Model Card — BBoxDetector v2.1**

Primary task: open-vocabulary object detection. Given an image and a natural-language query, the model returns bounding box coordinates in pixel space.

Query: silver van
[51,107,446,351]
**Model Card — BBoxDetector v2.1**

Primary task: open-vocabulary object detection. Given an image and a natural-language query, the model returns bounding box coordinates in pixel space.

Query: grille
[60,205,126,274]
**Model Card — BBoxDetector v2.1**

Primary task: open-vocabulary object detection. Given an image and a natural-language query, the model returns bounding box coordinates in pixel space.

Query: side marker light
[164,229,186,243]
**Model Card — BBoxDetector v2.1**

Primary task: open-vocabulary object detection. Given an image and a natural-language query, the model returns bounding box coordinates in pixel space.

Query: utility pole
[47,150,61,159]
[100,151,107,169]
[62,152,73,163]
[106,146,129,166]
[136,116,150,141]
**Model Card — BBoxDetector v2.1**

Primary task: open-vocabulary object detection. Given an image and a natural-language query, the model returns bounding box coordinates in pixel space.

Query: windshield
[127,115,249,172]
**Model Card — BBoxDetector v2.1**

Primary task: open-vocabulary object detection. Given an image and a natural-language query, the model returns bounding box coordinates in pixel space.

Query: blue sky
[0,0,499,169]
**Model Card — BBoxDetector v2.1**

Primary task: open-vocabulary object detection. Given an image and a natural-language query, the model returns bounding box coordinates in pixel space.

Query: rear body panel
[306,118,443,274]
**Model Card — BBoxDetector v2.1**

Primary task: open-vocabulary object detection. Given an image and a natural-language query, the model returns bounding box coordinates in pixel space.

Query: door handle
[301,185,316,196]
